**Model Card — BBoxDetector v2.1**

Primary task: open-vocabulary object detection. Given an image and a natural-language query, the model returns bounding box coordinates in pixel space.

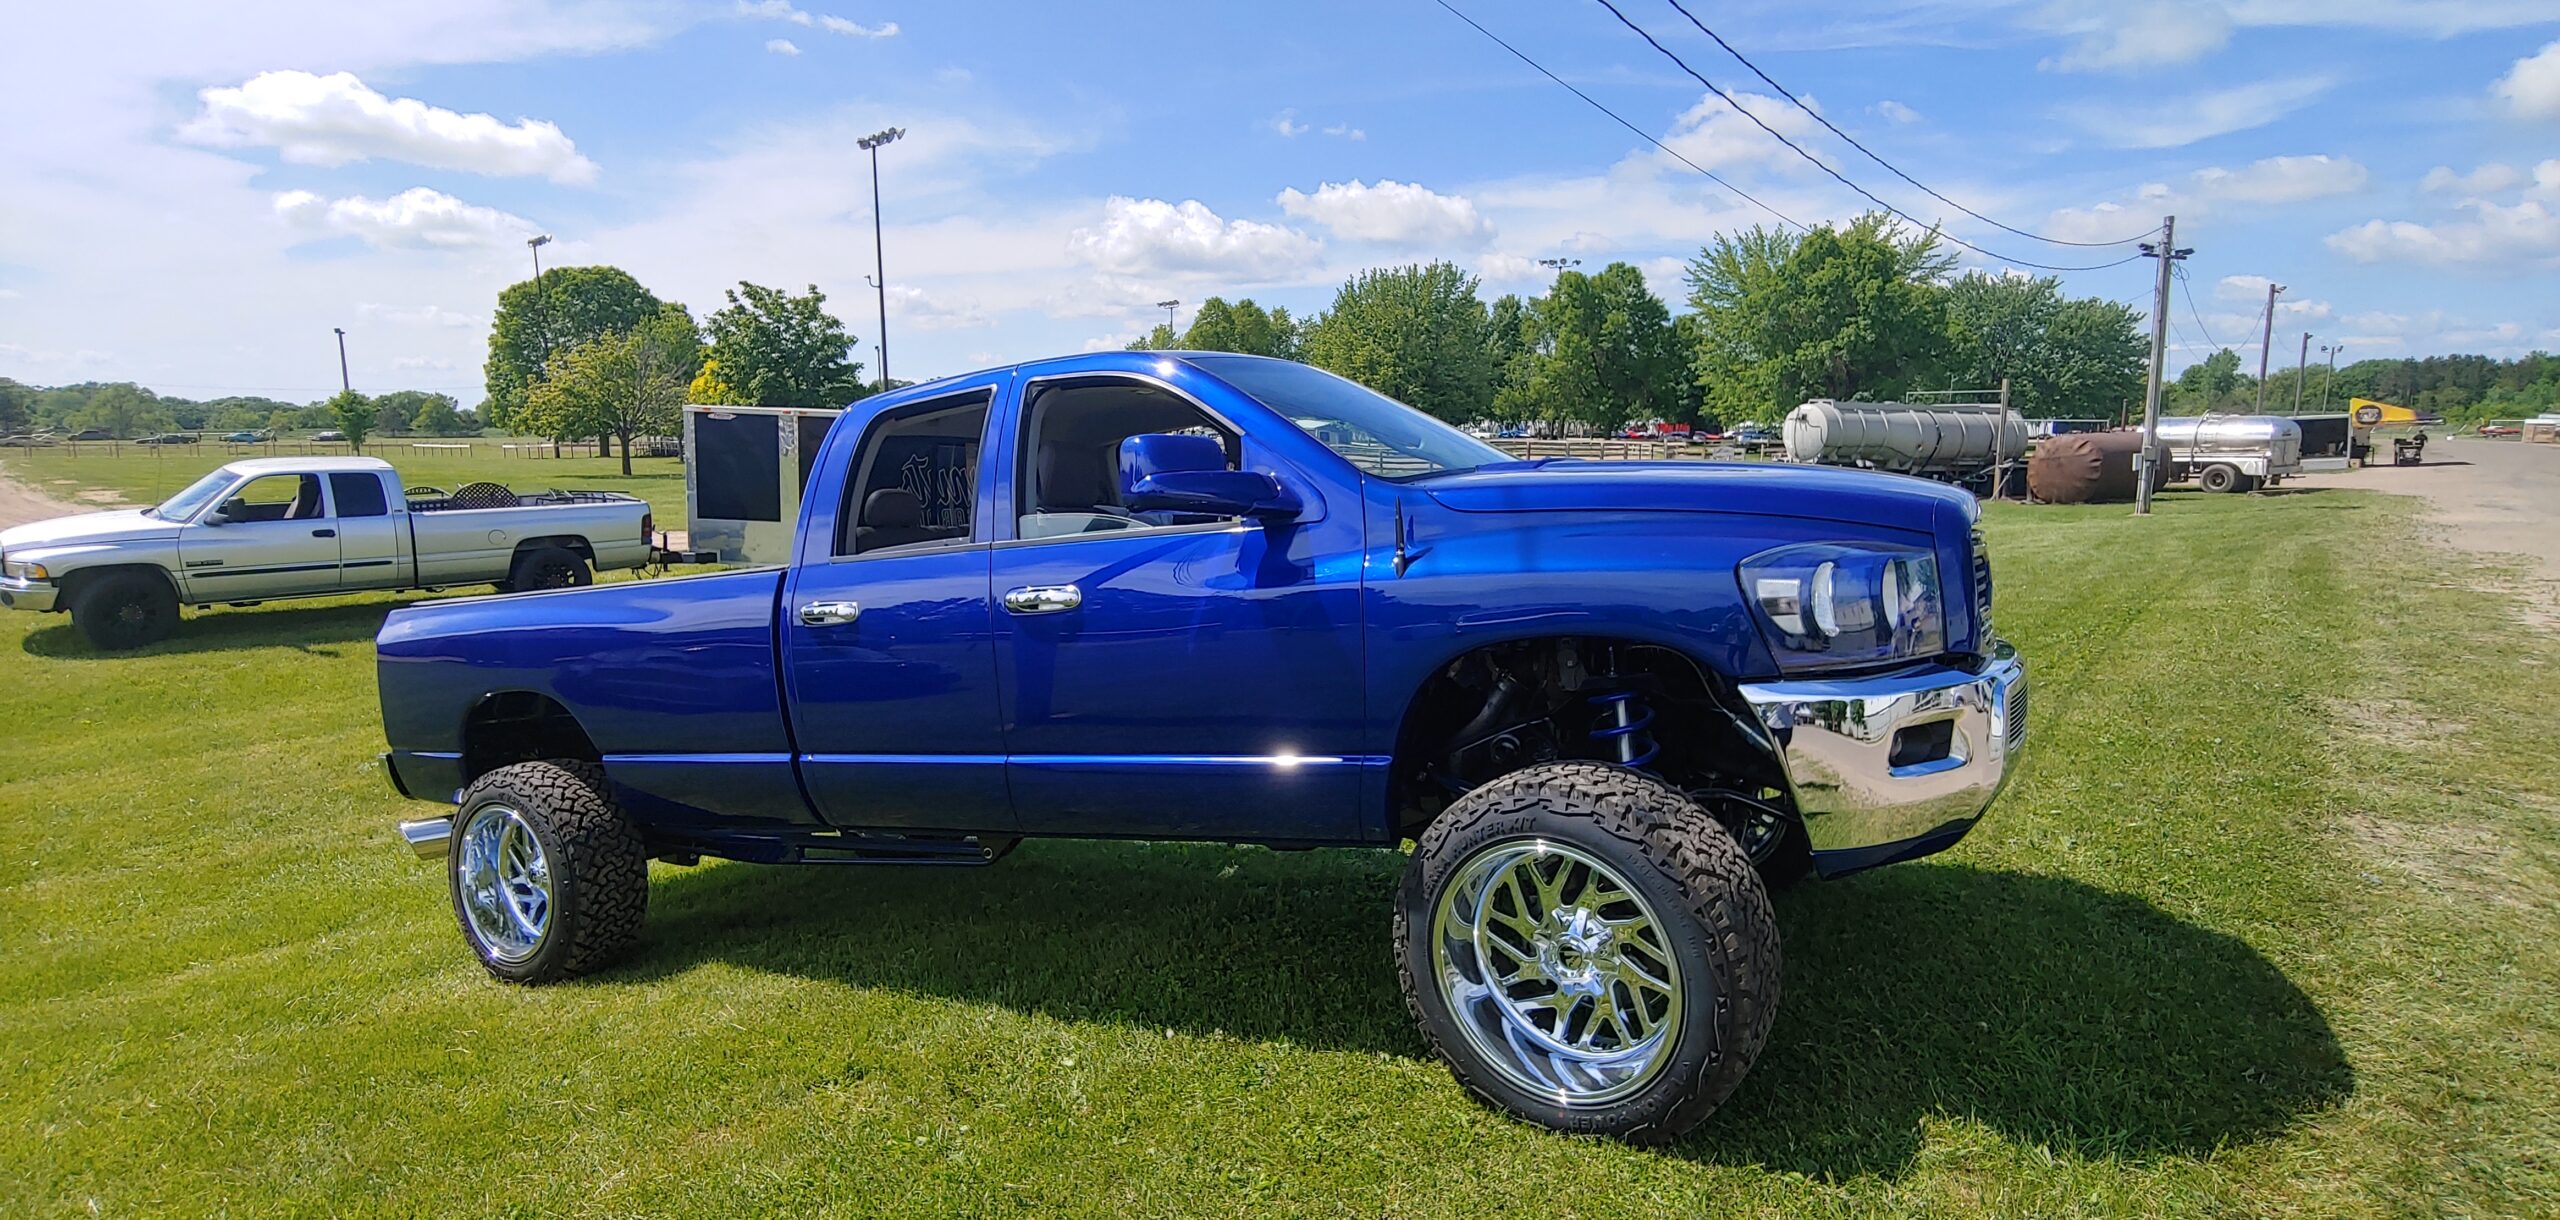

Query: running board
[655,829,1013,867]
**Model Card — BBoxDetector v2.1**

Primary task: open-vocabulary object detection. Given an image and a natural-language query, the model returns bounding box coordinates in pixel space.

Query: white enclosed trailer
[683,404,844,566]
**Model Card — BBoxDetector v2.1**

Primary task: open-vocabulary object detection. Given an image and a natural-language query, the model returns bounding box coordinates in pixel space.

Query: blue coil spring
[1588,691,1660,769]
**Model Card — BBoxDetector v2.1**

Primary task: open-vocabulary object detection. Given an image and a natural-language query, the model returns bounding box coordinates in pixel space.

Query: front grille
[1971,528,1992,635]
[2004,681,2028,751]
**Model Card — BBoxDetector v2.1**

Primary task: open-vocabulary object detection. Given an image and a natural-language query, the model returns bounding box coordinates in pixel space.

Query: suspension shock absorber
[1588,690,1659,770]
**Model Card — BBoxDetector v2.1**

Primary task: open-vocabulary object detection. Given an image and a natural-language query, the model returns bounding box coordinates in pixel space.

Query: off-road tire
[70,569,179,650]
[2199,463,2241,493]
[1396,761,1781,1143]
[503,545,591,593]
[450,760,646,983]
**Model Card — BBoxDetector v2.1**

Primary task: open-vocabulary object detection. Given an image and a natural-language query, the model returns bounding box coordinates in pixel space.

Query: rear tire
[2199,463,2241,493]
[1397,761,1780,1143]
[504,545,591,593]
[448,760,646,984]
[70,570,179,650]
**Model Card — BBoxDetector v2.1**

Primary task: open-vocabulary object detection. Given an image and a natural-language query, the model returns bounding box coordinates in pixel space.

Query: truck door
[330,472,405,589]
[987,371,1368,842]
[780,379,1015,833]
[177,471,342,600]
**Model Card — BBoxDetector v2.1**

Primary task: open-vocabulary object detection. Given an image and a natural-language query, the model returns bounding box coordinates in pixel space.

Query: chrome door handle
[798,600,861,626]
[1002,585,1083,615]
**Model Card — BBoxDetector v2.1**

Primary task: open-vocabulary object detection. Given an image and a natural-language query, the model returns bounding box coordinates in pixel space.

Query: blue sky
[3,0,2557,406]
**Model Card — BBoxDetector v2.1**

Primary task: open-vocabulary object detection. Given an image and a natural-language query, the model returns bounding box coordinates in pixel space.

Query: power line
[1654,0,2158,249]
[1589,0,2155,273]
[2173,264,2223,351]
[1429,0,1805,231]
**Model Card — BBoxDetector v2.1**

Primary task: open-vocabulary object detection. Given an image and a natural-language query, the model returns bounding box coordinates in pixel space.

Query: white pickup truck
[0,456,656,649]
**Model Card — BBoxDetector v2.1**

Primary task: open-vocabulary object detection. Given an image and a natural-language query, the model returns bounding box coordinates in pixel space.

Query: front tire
[449,760,646,983]
[70,570,179,650]
[1397,762,1780,1143]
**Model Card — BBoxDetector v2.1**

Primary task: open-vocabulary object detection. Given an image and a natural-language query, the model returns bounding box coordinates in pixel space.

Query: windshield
[149,469,237,522]
[1187,355,1509,481]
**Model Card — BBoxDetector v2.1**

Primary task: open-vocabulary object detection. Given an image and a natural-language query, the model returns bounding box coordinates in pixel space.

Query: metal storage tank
[1781,400,2028,475]
[2026,431,2164,504]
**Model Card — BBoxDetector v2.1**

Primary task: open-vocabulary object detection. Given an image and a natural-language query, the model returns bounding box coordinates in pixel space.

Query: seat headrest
[863,487,923,528]
[1038,445,1112,509]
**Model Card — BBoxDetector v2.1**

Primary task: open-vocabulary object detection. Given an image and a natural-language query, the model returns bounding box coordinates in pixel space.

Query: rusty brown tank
[2027,430,2165,504]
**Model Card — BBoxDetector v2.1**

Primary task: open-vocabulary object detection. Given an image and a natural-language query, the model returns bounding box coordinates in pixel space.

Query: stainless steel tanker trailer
[1780,400,2029,489]
[2152,415,2304,493]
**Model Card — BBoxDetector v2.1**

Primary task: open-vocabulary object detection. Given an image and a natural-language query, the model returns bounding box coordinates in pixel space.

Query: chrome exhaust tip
[399,817,453,860]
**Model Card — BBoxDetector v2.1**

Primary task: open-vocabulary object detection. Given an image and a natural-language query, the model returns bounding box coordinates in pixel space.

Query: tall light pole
[858,126,905,388]
[2254,280,2285,411]
[1156,299,1181,331]
[2292,331,2311,413]
[526,234,554,369]
[332,327,351,393]
[2136,217,2190,518]
[1538,256,1581,277]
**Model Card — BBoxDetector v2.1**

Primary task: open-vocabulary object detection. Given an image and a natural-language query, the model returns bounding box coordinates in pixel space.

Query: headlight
[1741,543,1944,673]
[2,559,47,581]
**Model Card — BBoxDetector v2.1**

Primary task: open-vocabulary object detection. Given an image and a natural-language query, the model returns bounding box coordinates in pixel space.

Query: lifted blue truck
[376,351,2026,1141]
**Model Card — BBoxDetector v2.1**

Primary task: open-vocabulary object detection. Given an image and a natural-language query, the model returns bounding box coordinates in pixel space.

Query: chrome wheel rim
[1432,839,1683,1106]
[456,804,551,964]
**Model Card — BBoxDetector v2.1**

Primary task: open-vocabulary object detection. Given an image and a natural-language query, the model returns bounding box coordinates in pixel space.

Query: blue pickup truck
[376,351,2026,1141]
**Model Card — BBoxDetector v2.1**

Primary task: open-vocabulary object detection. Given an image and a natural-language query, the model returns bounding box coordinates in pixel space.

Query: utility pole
[2320,342,2342,410]
[2292,331,2311,413]
[1994,376,2014,502]
[2254,280,2285,411]
[858,127,905,388]
[332,327,351,393]
[2136,216,2189,518]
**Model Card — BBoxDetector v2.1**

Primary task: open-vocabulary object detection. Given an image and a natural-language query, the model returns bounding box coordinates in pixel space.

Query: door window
[328,473,388,517]
[220,474,327,523]
[839,393,990,556]
[1015,378,1239,541]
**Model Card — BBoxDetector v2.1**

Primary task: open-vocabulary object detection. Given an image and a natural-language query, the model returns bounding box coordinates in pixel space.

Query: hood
[0,508,179,554]
[1418,459,1977,530]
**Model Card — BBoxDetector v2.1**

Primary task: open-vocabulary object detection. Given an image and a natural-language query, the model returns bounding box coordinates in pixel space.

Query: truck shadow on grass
[18,598,411,659]
[630,844,2350,1177]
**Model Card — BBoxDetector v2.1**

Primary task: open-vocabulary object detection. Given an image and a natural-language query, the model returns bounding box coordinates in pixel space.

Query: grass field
[1,439,694,530]
[3,468,2556,1217]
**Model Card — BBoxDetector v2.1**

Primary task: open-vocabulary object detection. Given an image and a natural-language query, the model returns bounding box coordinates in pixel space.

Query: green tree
[1944,273,2145,420]
[368,390,452,437]
[702,282,867,407]
[0,378,30,434]
[520,310,701,475]
[1685,213,1954,421]
[327,390,379,450]
[1515,263,1681,431]
[688,357,744,405]
[482,265,672,432]
[1485,293,1539,422]
[1301,261,1494,423]
[413,395,473,436]
[71,384,172,439]
[2171,348,2249,412]
[1126,323,1181,351]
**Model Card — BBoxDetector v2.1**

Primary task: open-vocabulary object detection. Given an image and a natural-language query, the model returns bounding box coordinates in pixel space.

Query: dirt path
[0,464,109,531]
[2300,436,2560,624]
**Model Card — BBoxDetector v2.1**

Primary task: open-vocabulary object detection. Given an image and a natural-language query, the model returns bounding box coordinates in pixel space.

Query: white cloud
[1321,123,1367,141]
[2075,77,2334,149]
[1269,109,1308,138]
[765,38,801,55]
[357,302,485,328]
[1275,180,1493,246]
[2492,39,2560,120]
[2326,200,2560,267]
[273,187,536,251]
[390,354,457,371]
[2423,163,2524,195]
[737,1,897,38]
[883,283,989,331]
[1068,197,1321,279]
[182,70,598,184]
[2189,154,2367,203]
[1873,99,1922,124]
[1641,90,1831,175]
[2038,1,2232,72]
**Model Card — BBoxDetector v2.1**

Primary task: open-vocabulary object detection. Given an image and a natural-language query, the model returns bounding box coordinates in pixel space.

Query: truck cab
[375,351,2027,1142]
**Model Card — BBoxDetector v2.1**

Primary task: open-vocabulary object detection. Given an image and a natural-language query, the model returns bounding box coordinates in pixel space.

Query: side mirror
[1118,433,1301,520]
[203,503,237,526]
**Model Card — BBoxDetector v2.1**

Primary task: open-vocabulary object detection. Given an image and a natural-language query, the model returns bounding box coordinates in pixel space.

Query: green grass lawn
[2,479,2555,1217]
[2,438,693,530]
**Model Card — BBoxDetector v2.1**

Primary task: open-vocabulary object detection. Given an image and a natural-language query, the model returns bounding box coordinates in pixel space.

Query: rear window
[329,473,388,517]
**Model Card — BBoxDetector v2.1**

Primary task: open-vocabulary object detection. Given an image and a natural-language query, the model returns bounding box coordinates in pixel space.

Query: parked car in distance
[134,432,199,445]
[0,456,660,649]
[2478,424,2520,438]
[221,429,273,443]
[375,351,2027,1144]
[67,428,114,442]
[310,430,348,442]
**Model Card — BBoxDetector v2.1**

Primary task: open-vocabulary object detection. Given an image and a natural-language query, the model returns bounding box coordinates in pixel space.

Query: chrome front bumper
[1738,640,2026,876]
[0,575,60,612]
